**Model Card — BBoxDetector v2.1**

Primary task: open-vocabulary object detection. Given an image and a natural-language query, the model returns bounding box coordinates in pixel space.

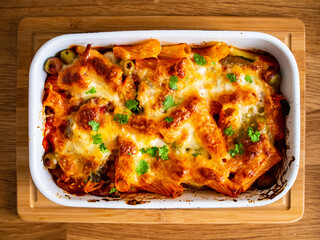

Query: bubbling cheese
[43,41,285,198]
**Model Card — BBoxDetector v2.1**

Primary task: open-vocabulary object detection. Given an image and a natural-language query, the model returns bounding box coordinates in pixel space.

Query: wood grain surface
[1,0,320,239]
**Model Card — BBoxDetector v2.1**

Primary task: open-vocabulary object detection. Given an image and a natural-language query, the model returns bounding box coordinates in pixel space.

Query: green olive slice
[60,49,76,64]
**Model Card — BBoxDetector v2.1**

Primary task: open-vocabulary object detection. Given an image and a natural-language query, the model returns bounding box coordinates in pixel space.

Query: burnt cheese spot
[163,95,201,128]
[90,57,123,90]
[119,138,138,156]
[184,95,201,112]
[198,167,218,181]
[62,70,83,86]
[164,108,190,129]
[169,60,186,78]
[129,116,158,135]
[170,165,185,179]
[261,66,278,83]
[91,57,108,76]
[76,107,99,130]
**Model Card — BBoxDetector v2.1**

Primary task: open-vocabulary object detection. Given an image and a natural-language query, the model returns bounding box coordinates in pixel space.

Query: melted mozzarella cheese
[49,44,280,189]
[79,77,122,107]
[65,55,270,158]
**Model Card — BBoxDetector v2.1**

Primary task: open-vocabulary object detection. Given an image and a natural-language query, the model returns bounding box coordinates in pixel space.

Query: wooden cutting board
[17,16,305,223]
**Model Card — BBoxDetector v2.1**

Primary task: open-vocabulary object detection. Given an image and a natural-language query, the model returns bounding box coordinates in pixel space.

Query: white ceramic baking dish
[29,30,300,208]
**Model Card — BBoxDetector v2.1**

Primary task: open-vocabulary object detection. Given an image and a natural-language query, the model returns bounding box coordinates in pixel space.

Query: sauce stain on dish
[125,199,150,205]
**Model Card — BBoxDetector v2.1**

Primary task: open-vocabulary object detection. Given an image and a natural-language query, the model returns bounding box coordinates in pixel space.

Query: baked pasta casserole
[42,39,289,198]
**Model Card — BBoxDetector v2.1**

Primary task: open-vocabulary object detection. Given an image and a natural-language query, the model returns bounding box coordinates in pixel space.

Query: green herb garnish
[212,61,216,65]
[140,145,170,160]
[169,75,179,90]
[226,73,238,82]
[224,126,235,136]
[125,99,140,114]
[245,75,253,83]
[128,152,132,156]
[109,187,117,194]
[147,147,159,158]
[136,160,149,176]
[164,116,174,123]
[140,147,158,158]
[159,145,170,160]
[85,87,96,94]
[114,113,129,124]
[88,120,100,132]
[228,144,245,157]
[194,53,207,66]
[248,127,260,142]
[139,148,147,154]
[99,143,108,153]
[163,95,178,111]
[92,134,103,145]
[192,153,202,157]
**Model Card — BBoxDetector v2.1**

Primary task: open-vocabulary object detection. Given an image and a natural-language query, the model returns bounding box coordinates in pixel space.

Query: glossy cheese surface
[42,40,286,197]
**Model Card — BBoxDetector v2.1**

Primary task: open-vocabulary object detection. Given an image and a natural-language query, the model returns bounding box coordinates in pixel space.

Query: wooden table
[1,0,319,239]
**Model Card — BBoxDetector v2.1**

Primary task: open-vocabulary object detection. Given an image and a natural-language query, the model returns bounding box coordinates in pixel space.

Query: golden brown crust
[42,41,287,198]
[75,97,109,131]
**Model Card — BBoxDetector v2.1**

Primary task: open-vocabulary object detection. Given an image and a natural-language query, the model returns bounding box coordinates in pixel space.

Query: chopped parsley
[114,113,129,124]
[128,152,132,156]
[158,145,170,160]
[109,187,117,194]
[125,99,140,113]
[88,120,100,132]
[185,77,189,81]
[139,148,147,154]
[164,116,174,123]
[147,147,159,158]
[99,143,108,153]
[136,160,149,176]
[248,127,260,142]
[192,153,202,158]
[194,53,207,66]
[140,145,170,160]
[169,75,179,90]
[92,134,103,145]
[163,95,178,111]
[226,73,238,82]
[85,87,96,94]
[224,126,235,136]
[228,144,245,157]
[140,147,158,158]
[245,75,253,83]
[83,179,87,183]
[212,61,216,65]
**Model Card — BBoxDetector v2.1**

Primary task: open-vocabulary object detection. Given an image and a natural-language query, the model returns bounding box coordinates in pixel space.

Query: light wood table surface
[0,0,319,239]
